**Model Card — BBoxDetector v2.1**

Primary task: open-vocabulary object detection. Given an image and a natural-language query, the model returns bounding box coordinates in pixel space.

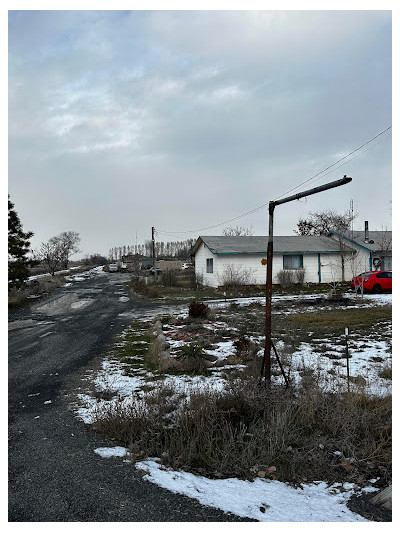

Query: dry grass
[91,378,391,484]
[287,307,392,332]
[8,275,66,308]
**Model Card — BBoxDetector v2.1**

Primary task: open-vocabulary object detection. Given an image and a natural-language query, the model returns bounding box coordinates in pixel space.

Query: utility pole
[264,175,352,385]
[151,226,157,282]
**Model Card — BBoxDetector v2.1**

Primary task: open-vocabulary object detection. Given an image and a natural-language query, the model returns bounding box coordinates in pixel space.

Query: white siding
[194,243,219,287]
[195,245,358,287]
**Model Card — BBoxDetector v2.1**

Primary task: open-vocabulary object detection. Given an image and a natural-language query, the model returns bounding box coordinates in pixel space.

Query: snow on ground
[27,265,82,281]
[94,446,129,458]
[206,293,392,316]
[135,459,373,522]
[70,299,94,309]
[28,265,107,284]
[72,292,391,522]
[74,292,392,420]
[89,447,375,522]
[75,363,227,425]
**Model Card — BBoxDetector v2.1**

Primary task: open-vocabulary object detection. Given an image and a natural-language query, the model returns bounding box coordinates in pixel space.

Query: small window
[283,255,303,270]
[387,272,392,278]
[377,272,388,278]
[206,258,213,273]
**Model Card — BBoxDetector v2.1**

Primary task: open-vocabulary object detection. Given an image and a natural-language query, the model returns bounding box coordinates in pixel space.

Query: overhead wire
[273,125,392,201]
[157,126,392,237]
[295,130,392,185]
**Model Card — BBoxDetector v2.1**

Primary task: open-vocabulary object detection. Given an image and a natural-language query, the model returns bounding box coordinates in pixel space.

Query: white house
[191,235,357,288]
[328,227,392,274]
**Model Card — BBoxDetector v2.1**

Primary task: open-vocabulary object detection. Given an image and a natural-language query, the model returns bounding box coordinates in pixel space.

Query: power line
[157,125,392,236]
[157,201,270,237]
[298,131,392,185]
[273,125,392,201]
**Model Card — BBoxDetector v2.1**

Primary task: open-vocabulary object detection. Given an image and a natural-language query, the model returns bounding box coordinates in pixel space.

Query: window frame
[206,258,214,274]
[283,254,304,270]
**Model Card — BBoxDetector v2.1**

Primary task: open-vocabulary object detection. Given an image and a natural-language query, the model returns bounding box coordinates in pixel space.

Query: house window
[283,255,303,270]
[206,258,213,273]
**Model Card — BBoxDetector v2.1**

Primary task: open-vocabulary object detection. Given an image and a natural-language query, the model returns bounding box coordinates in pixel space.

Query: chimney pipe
[364,221,369,242]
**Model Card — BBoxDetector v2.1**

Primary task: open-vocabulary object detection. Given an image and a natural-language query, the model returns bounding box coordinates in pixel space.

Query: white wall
[194,243,359,287]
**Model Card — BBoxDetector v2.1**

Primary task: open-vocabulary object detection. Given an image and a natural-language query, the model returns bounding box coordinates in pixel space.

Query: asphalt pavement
[8,270,253,522]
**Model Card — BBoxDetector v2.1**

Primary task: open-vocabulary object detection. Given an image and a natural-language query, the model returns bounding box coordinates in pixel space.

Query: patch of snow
[136,459,369,522]
[205,340,235,359]
[70,299,93,309]
[94,447,129,458]
[119,296,130,302]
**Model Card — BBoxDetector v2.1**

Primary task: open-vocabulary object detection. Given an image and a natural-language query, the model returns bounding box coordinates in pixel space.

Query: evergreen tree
[8,195,37,288]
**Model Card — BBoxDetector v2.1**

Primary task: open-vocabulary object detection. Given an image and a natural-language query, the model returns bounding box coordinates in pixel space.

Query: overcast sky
[8,9,392,258]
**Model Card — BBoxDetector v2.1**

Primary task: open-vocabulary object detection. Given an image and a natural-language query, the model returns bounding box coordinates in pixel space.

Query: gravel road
[8,270,253,522]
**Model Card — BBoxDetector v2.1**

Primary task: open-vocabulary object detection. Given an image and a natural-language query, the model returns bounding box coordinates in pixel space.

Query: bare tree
[295,209,357,236]
[295,209,357,282]
[35,241,63,276]
[128,254,142,276]
[223,225,254,236]
[51,231,81,269]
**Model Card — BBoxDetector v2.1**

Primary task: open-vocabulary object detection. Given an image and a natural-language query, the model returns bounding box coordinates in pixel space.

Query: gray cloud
[9,10,391,256]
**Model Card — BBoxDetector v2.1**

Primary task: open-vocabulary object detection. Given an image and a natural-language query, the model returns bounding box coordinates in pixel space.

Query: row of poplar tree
[108,239,196,261]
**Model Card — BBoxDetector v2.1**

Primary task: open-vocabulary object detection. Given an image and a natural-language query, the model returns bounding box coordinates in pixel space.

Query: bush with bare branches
[92,380,391,484]
[218,265,255,293]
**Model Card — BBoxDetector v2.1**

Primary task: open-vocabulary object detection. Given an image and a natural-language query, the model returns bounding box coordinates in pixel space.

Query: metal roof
[333,231,392,252]
[192,235,354,255]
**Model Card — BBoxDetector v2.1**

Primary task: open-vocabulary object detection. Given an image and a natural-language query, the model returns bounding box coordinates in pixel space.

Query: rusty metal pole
[263,175,352,386]
[264,201,275,384]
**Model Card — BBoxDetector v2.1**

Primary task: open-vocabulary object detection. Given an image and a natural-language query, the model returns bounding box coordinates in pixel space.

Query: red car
[351,271,392,292]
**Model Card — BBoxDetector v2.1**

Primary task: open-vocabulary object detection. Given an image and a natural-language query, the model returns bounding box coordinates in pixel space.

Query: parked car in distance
[181,263,192,270]
[149,267,162,275]
[108,263,118,272]
[351,271,392,292]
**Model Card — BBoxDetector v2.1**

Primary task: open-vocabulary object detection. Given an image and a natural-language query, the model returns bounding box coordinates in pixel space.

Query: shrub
[177,344,209,374]
[8,274,67,308]
[218,265,255,293]
[161,269,179,287]
[378,367,392,380]
[276,269,296,287]
[185,323,205,333]
[188,300,210,319]
[92,381,391,484]
[234,335,260,361]
[196,272,204,287]
[130,278,160,299]
[295,269,306,285]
